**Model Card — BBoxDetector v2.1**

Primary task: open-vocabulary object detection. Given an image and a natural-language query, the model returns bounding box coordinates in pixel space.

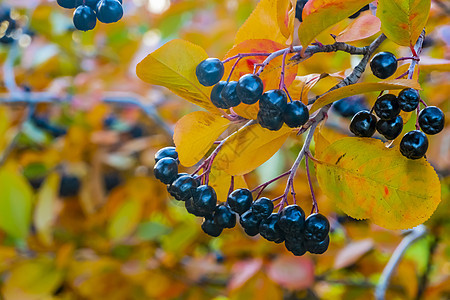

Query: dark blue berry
[350,111,377,137]
[400,130,428,159]
[155,146,178,163]
[73,5,97,31]
[239,210,260,236]
[304,213,330,242]
[278,205,306,236]
[96,0,123,24]
[418,106,445,135]
[332,96,368,118]
[257,110,284,131]
[285,237,307,256]
[153,157,178,184]
[227,188,253,215]
[306,235,329,254]
[192,185,217,217]
[167,175,198,201]
[57,0,77,9]
[295,0,308,22]
[376,115,403,140]
[210,81,229,109]
[59,175,81,197]
[370,52,398,79]
[185,197,203,217]
[214,205,236,228]
[398,88,420,112]
[251,197,274,220]
[374,94,400,120]
[236,74,264,104]
[283,100,309,128]
[201,217,223,237]
[259,213,284,243]
[221,81,241,107]
[259,89,288,113]
[196,58,224,87]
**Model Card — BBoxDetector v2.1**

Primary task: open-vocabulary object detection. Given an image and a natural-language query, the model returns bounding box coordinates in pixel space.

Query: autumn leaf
[336,14,381,43]
[208,165,247,203]
[310,79,421,112]
[288,73,342,105]
[107,198,142,241]
[377,0,430,46]
[299,0,372,47]
[174,111,230,167]
[215,123,292,176]
[315,138,441,230]
[136,39,220,113]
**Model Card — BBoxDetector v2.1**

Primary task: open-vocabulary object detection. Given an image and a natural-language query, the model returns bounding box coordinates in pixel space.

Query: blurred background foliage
[0,0,448,299]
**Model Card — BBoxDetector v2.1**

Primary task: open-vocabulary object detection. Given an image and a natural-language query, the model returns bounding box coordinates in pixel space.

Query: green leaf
[315,137,441,230]
[377,0,430,46]
[107,199,141,241]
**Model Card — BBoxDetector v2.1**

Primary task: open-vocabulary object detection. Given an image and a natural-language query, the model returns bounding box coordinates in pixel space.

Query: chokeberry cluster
[57,0,123,31]
[349,89,445,160]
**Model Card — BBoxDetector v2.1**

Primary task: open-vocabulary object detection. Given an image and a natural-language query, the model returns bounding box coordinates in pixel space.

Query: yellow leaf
[136,39,220,113]
[377,0,430,46]
[299,0,372,47]
[235,0,292,45]
[174,111,230,167]
[310,79,421,112]
[419,57,450,72]
[34,173,60,246]
[107,198,142,242]
[208,165,248,203]
[313,125,347,158]
[215,124,291,176]
[0,163,33,240]
[315,138,441,230]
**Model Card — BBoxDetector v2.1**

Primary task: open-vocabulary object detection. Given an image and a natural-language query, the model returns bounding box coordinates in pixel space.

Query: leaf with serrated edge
[174,111,230,167]
[215,124,292,176]
[377,0,430,46]
[299,0,372,47]
[310,79,421,112]
[316,138,441,230]
[136,39,220,113]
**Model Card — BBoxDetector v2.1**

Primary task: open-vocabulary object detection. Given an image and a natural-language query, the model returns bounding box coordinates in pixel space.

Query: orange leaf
[336,14,381,43]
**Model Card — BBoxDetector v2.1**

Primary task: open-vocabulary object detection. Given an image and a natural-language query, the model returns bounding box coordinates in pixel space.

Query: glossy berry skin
[259,213,284,243]
[295,0,308,22]
[398,88,420,112]
[153,157,178,184]
[304,213,330,242]
[418,106,445,135]
[221,81,241,107]
[400,130,428,159]
[332,96,368,118]
[210,81,229,109]
[278,205,306,236]
[192,185,217,217]
[251,197,274,220]
[214,205,236,228]
[306,235,329,254]
[185,197,203,217]
[96,0,123,24]
[236,74,264,104]
[239,210,261,236]
[376,115,403,140]
[167,175,198,201]
[73,5,97,31]
[196,58,224,87]
[283,101,309,128]
[201,218,223,237]
[285,237,307,256]
[374,94,400,120]
[257,110,284,131]
[370,52,398,79]
[227,188,253,215]
[350,111,377,137]
[57,0,77,9]
[76,0,99,10]
[155,146,178,163]
[259,89,288,113]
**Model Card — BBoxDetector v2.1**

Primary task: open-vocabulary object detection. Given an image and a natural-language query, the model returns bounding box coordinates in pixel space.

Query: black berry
[210,81,229,109]
[400,130,428,159]
[214,205,236,228]
[304,213,330,242]
[349,111,377,137]
[398,88,420,112]
[370,52,398,79]
[332,96,368,118]
[167,175,198,201]
[96,0,123,24]
[221,81,241,107]
[196,58,224,87]
[73,5,97,31]
[259,213,284,243]
[257,110,284,131]
[57,0,77,9]
[418,106,445,135]
[239,210,260,236]
[201,217,223,237]
[251,197,274,220]
[192,185,217,217]
[259,89,288,113]
[185,197,203,217]
[295,0,308,22]
[376,115,403,140]
[153,157,178,184]
[59,175,81,197]
[285,237,307,256]
[236,74,264,104]
[306,235,329,254]
[155,146,178,163]
[227,188,253,215]
[374,94,400,120]
[282,100,309,128]
[278,205,306,236]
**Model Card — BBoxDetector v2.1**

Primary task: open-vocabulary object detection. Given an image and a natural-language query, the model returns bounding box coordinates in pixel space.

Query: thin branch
[407,30,425,80]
